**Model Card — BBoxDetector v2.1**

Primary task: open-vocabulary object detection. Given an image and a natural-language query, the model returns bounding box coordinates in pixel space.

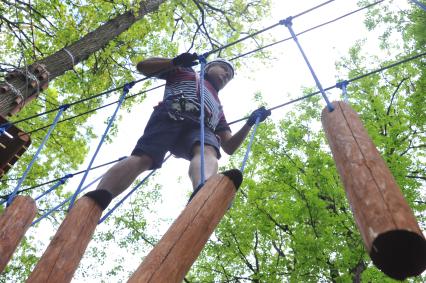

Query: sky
[21,0,413,281]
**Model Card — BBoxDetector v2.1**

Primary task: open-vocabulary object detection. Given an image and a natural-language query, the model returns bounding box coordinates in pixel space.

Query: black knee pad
[84,190,113,210]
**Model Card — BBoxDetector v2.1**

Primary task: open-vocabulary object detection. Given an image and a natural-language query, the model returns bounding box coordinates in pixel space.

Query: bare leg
[96,154,153,198]
[188,145,218,189]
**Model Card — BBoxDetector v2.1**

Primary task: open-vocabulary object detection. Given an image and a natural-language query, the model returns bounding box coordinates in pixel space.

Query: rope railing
[0,156,127,201]
[0,0,368,131]
[6,0,387,138]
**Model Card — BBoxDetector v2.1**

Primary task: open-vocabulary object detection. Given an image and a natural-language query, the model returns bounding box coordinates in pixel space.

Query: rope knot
[336,80,349,89]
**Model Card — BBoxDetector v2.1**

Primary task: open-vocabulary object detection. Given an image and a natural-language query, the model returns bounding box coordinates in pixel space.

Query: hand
[172,52,198,67]
[247,106,271,126]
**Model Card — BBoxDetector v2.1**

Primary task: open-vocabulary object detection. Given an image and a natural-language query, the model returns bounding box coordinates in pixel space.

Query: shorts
[131,105,221,169]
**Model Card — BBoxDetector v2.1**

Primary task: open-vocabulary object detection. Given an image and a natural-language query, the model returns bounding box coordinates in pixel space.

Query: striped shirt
[158,67,230,132]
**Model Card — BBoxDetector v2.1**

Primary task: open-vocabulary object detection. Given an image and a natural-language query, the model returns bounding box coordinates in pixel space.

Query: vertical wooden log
[26,196,103,283]
[128,169,242,283]
[0,196,37,272]
[322,101,426,280]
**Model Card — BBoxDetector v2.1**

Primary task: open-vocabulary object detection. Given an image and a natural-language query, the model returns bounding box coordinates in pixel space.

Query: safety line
[6,105,68,206]
[198,56,207,185]
[3,0,340,129]
[204,0,336,58]
[31,174,104,226]
[281,17,334,111]
[231,0,384,61]
[23,84,165,136]
[68,82,134,210]
[0,156,127,200]
[227,50,426,126]
[13,1,384,137]
[240,116,261,173]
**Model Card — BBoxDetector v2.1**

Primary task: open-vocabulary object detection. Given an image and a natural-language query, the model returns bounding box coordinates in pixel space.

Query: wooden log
[0,196,37,272]
[128,169,242,283]
[321,101,426,280]
[26,196,103,283]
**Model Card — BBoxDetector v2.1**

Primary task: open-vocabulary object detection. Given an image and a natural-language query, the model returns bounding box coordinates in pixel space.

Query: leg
[188,144,218,189]
[96,154,153,198]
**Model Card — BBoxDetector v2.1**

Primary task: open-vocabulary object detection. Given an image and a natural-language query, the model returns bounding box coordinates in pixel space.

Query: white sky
[20,0,414,281]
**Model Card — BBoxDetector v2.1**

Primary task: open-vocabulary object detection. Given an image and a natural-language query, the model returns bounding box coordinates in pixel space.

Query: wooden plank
[26,196,102,283]
[322,101,426,280]
[128,170,241,283]
[0,196,37,272]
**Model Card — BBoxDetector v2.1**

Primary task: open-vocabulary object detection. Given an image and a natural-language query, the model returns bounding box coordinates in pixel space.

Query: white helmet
[205,58,235,79]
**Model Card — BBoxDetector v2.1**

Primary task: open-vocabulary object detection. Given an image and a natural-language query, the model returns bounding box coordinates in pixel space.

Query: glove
[247,106,271,126]
[172,52,198,67]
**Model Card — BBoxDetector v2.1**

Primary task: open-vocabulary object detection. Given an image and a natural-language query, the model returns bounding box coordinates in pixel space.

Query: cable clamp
[336,80,349,89]
[279,16,293,27]
[336,80,349,103]
[59,104,70,110]
[123,81,136,94]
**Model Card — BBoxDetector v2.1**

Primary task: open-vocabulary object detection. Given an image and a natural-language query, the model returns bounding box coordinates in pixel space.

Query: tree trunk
[0,0,166,116]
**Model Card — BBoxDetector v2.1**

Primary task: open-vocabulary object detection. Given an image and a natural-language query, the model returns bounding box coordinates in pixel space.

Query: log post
[0,196,37,272]
[128,169,242,283]
[26,196,103,283]
[321,101,426,280]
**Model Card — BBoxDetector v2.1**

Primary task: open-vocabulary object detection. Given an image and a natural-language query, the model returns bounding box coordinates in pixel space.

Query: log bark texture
[26,196,102,283]
[128,170,242,283]
[321,101,426,280]
[0,195,37,272]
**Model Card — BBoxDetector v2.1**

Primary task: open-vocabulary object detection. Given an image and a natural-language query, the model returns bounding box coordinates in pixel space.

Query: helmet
[204,58,234,79]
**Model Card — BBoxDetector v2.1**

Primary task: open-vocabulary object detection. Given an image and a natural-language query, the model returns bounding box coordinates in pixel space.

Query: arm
[136,53,199,77]
[217,106,271,155]
[217,124,251,155]
[136,57,174,77]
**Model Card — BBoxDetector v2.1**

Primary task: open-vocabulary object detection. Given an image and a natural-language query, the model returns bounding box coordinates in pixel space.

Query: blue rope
[280,17,334,112]
[68,82,135,210]
[98,154,171,224]
[198,55,207,186]
[34,174,73,201]
[411,0,426,11]
[336,80,349,103]
[240,116,261,173]
[32,174,104,226]
[0,123,12,138]
[7,105,68,206]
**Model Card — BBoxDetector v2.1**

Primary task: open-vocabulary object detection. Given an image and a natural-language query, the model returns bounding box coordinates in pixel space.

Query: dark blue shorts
[131,105,221,169]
